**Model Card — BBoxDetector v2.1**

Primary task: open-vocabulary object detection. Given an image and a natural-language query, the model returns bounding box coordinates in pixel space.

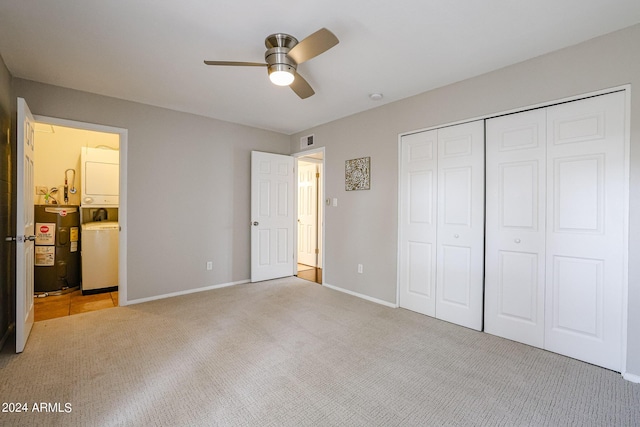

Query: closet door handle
[514,238,521,244]
[454,234,459,239]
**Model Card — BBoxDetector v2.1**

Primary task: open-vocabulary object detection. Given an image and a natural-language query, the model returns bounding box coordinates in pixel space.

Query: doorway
[31,116,127,320]
[295,148,324,284]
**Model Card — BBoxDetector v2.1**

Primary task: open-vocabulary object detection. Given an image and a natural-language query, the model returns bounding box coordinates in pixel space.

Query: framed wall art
[345,157,370,191]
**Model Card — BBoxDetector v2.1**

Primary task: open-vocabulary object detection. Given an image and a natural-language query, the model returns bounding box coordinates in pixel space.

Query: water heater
[81,147,119,206]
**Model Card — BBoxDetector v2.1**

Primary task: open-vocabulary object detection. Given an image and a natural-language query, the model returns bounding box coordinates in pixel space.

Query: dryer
[81,147,119,206]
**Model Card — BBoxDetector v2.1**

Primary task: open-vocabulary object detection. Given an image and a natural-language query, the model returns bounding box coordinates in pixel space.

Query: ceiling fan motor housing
[266,47,297,75]
[265,33,298,77]
[265,33,298,49]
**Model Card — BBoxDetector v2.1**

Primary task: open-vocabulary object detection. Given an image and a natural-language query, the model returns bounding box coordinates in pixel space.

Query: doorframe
[396,84,631,377]
[292,147,325,283]
[32,115,128,306]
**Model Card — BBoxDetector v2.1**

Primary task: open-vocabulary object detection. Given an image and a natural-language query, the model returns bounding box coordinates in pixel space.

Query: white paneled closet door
[545,92,625,371]
[399,130,438,316]
[485,91,626,371]
[435,121,485,330]
[485,109,547,347]
[399,121,485,330]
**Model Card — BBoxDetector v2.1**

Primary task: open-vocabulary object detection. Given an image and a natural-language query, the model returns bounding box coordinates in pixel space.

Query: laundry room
[32,123,120,320]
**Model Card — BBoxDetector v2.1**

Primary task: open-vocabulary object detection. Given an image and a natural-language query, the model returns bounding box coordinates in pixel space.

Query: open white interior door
[297,161,318,267]
[16,97,36,353]
[251,151,294,282]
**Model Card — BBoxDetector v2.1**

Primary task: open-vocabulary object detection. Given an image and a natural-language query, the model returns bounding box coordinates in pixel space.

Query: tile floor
[297,264,322,284]
[34,290,118,322]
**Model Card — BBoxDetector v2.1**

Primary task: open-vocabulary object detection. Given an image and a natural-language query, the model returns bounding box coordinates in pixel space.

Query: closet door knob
[454,234,459,238]
[514,238,521,244]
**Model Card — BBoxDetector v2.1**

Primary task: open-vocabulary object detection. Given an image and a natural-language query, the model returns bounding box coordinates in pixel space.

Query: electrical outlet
[206,261,213,271]
[357,264,363,274]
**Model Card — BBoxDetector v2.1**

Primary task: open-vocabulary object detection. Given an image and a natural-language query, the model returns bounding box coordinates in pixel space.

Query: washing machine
[81,221,119,294]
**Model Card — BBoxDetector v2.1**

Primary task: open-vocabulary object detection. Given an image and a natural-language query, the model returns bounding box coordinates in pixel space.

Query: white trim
[323,282,398,308]
[621,85,631,375]
[396,134,403,308]
[126,279,249,306]
[622,372,640,384]
[33,115,129,306]
[399,84,631,138]
[292,146,326,284]
[293,146,325,159]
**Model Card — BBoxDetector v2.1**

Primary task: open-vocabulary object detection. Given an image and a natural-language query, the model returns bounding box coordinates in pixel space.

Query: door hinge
[315,248,319,254]
[316,172,320,178]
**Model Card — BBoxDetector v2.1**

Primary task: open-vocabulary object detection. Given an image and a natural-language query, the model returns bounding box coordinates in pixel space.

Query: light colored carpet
[0,277,638,426]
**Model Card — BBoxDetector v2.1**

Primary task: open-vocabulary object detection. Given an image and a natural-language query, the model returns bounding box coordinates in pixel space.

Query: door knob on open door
[252,221,259,226]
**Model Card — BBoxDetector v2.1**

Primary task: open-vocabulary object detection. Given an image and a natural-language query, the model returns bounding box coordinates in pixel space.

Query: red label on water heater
[35,222,56,245]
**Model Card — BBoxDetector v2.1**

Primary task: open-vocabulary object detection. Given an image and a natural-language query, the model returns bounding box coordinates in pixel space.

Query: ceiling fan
[204,28,339,99]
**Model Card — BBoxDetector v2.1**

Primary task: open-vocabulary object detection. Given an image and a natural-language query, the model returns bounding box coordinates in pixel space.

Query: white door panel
[545,92,625,371]
[251,151,294,282]
[436,121,484,330]
[400,121,484,329]
[486,91,626,371]
[440,244,471,307]
[485,109,546,347]
[399,130,437,316]
[16,98,35,353]
[297,162,317,266]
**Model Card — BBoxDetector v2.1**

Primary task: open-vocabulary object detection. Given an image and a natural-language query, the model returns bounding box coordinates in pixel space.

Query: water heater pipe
[64,169,76,204]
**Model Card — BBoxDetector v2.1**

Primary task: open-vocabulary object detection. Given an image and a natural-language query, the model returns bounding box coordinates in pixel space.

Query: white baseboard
[323,282,398,308]
[623,372,640,383]
[125,279,249,306]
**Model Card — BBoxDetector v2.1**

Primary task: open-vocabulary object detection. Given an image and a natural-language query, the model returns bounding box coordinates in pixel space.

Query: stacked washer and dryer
[80,147,119,294]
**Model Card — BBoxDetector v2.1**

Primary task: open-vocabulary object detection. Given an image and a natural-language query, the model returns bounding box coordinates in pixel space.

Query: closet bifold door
[485,91,625,372]
[485,109,547,347]
[435,121,485,331]
[545,92,625,372]
[399,120,485,331]
[399,130,438,316]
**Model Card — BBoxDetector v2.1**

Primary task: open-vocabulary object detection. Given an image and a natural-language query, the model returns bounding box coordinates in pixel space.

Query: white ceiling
[1,1,639,135]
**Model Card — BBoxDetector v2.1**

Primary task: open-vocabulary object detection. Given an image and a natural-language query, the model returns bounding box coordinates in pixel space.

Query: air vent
[300,134,315,149]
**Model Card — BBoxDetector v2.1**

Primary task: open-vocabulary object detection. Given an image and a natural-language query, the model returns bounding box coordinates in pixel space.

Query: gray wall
[12,79,290,301]
[0,54,14,347]
[6,24,639,376]
[291,24,640,376]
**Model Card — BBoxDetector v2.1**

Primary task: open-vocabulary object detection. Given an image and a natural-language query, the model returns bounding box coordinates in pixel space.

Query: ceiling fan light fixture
[268,64,295,86]
[204,28,339,98]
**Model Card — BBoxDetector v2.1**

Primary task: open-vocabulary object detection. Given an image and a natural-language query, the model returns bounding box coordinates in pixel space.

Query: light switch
[332,198,338,207]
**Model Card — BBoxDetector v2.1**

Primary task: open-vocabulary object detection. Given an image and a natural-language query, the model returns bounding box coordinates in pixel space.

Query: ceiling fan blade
[287,28,339,64]
[204,60,267,67]
[290,73,315,99]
